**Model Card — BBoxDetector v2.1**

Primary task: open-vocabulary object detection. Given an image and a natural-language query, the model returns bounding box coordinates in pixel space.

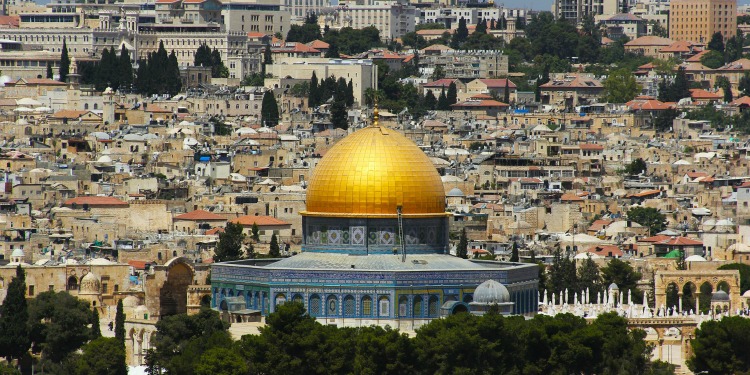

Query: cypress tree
[59,39,70,82]
[269,234,280,257]
[509,241,519,262]
[424,89,437,110]
[503,78,510,104]
[115,299,125,344]
[346,79,354,107]
[456,228,468,259]
[91,308,102,339]
[309,71,319,108]
[437,89,449,110]
[167,50,181,96]
[46,62,53,79]
[119,45,133,92]
[0,266,31,362]
[447,82,458,105]
[261,90,279,126]
[330,99,348,129]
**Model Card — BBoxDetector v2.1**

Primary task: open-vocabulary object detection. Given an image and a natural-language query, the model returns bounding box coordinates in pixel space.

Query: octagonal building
[211,110,539,327]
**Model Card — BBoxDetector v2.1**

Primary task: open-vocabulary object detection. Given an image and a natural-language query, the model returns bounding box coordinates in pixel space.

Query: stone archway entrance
[654,270,741,313]
[159,258,194,317]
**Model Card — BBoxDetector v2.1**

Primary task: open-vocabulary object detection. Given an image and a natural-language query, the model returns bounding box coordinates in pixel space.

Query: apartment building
[669,0,737,42]
[553,0,625,23]
[319,1,417,41]
[221,1,290,36]
[420,49,508,79]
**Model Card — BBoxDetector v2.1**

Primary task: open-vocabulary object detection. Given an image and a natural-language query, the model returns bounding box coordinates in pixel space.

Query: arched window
[428,295,439,317]
[413,296,423,317]
[378,296,390,317]
[275,293,286,306]
[343,295,355,317]
[361,296,372,316]
[309,294,321,317]
[398,296,408,317]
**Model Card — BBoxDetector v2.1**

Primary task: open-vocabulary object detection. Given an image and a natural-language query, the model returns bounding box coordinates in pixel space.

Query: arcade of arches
[654,270,741,313]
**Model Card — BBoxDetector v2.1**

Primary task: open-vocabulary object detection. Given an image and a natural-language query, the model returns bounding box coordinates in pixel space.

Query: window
[102,283,108,294]
[28,285,35,296]
[378,296,389,317]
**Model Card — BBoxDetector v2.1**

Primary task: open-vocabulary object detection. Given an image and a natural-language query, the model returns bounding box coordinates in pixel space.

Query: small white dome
[608,283,619,290]
[685,255,706,262]
[79,272,101,294]
[473,280,510,304]
[711,290,730,302]
[11,248,25,258]
[122,296,140,307]
[446,187,465,197]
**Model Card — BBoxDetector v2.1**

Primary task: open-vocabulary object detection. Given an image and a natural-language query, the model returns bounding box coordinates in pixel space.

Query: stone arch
[665,282,679,310]
[291,294,303,304]
[717,280,730,293]
[655,270,742,313]
[682,282,697,313]
[274,293,286,307]
[159,258,195,317]
[67,275,78,290]
[450,302,469,315]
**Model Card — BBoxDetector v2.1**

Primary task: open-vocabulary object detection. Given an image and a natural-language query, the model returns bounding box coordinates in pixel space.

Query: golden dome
[304,126,446,218]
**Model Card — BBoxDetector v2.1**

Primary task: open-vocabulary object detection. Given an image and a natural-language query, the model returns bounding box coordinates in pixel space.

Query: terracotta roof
[731,96,750,106]
[307,40,329,49]
[206,227,224,235]
[718,58,750,71]
[660,41,696,53]
[690,88,723,100]
[128,260,151,270]
[64,196,128,207]
[477,78,517,89]
[579,143,604,150]
[144,104,172,113]
[626,99,675,111]
[247,32,267,38]
[0,15,19,28]
[686,171,709,179]
[272,42,320,54]
[174,209,225,221]
[686,50,710,62]
[624,35,673,47]
[655,236,703,246]
[630,189,661,198]
[417,29,451,36]
[230,215,290,226]
[560,193,585,202]
[639,235,671,243]
[588,219,613,231]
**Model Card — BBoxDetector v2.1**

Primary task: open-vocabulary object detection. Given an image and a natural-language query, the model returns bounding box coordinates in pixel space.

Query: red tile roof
[639,235,671,243]
[128,260,151,270]
[586,244,623,257]
[561,193,585,202]
[230,215,290,226]
[588,219,613,231]
[690,88,723,100]
[52,110,90,119]
[64,196,128,207]
[655,236,703,246]
[174,209,226,221]
[424,78,457,88]
[477,78,517,89]
[579,143,604,150]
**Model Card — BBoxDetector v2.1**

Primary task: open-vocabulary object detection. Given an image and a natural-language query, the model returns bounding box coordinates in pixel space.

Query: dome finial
[372,99,379,127]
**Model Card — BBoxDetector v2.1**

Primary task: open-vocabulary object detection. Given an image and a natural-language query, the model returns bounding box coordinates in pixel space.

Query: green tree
[251,222,260,241]
[688,316,750,375]
[215,222,246,262]
[115,299,125,344]
[195,347,248,375]
[601,258,643,303]
[456,228,468,259]
[118,45,133,91]
[437,89,450,110]
[740,72,750,97]
[330,99,348,130]
[503,78,510,104]
[91,309,102,339]
[654,108,679,131]
[309,71,319,108]
[716,75,733,102]
[424,90,437,110]
[263,43,272,72]
[604,68,641,103]
[577,256,602,302]
[261,90,280,127]
[509,241,519,262]
[673,66,692,101]
[70,337,127,375]
[627,206,666,235]
[28,291,93,362]
[475,18,487,34]
[700,50,725,69]
[46,62,53,79]
[446,82,457,105]
[547,247,578,303]
[450,17,468,49]
[431,66,445,81]
[269,234,280,257]
[624,158,648,175]
[59,39,70,82]
[0,266,31,363]
[707,31,725,53]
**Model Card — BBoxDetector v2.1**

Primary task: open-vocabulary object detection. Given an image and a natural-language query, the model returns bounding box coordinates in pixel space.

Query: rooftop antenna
[397,205,406,262]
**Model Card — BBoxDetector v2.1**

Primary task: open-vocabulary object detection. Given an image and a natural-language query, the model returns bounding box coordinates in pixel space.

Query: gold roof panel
[304,125,447,218]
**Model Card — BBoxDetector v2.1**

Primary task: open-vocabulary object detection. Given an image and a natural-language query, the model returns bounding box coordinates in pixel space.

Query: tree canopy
[627,206,666,235]
[603,68,640,103]
[688,316,750,375]
[215,222,246,262]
